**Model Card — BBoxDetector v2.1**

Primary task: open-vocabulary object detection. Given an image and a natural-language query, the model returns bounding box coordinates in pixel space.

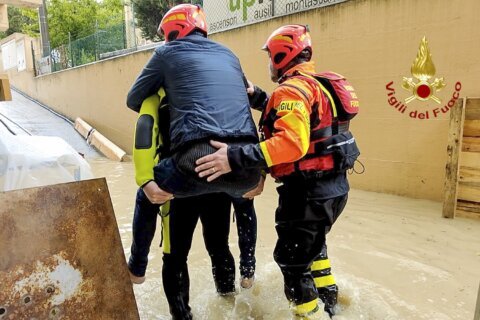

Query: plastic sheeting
[0,134,93,192]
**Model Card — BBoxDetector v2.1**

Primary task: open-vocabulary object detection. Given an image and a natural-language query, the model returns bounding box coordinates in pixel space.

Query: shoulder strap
[295,71,342,135]
[296,71,338,119]
[279,83,310,102]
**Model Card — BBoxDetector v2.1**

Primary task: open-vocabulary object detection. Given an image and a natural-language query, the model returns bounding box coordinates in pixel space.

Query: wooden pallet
[443,98,480,219]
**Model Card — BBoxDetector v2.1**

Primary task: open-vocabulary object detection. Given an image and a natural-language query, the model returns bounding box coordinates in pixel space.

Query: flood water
[89,157,479,320]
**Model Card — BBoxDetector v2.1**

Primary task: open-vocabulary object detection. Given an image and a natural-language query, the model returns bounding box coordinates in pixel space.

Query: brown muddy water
[89,157,479,320]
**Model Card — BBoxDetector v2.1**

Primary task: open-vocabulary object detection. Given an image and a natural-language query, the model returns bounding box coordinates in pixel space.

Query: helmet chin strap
[276,61,297,82]
[277,55,311,82]
[271,69,281,83]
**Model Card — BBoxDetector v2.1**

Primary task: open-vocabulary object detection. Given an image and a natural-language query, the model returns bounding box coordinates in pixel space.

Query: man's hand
[195,140,232,182]
[246,79,255,96]
[243,175,265,199]
[143,181,174,204]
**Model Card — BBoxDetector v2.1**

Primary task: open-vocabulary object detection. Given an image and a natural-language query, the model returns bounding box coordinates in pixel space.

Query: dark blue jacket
[126,34,258,152]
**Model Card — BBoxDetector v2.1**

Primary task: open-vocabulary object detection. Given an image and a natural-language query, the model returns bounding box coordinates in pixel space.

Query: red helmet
[158,4,207,42]
[262,25,312,70]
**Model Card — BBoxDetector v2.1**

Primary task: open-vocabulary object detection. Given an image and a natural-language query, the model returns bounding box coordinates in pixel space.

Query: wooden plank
[465,98,480,120]
[464,120,480,137]
[443,98,465,218]
[456,210,480,220]
[459,165,480,183]
[458,155,480,203]
[74,117,126,161]
[458,182,480,202]
[456,200,480,214]
[460,151,480,168]
[462,137,480,152]
[475,283,480,320]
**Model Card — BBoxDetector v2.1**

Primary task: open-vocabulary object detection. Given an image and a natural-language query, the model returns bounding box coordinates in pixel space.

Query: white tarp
[0,134,93,192]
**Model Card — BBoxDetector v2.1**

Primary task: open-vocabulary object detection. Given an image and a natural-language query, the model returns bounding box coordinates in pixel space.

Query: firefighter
[195,25,360,318]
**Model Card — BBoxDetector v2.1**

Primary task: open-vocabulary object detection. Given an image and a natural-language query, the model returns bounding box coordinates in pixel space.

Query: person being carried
[126,4,261,205]
[230,194,262,289]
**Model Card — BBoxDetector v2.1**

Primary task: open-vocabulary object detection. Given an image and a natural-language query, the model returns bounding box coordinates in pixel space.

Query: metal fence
[204,0,349,34]
[31,0,349,75]
[33,19,138,75]
[50,23,133,72]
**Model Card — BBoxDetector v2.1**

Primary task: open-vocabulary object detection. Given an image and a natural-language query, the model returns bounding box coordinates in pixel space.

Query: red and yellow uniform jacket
[227,61,335,179]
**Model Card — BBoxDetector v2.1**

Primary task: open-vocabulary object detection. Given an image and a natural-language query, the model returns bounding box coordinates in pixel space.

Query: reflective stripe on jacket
[133,89,168,187]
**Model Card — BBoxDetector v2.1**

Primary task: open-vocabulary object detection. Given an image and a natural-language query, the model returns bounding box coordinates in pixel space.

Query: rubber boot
[318,284,338,318]
[292,299,321,319]
[311,245,338,317]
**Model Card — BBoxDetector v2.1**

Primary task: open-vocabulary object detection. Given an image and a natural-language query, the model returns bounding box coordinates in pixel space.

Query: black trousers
[273,181,348,316]
[232,198,257,278]
[161,193,235,320]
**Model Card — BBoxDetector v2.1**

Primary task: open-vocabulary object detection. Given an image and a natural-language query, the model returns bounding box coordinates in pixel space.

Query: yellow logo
[278,101,300,111]
[402,37,446,104]
[278,101,309,121]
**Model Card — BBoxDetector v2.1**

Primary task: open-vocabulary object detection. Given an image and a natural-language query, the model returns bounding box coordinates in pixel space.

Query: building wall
[2,48,154,154]
[0,33,38,71]
[4,0,480,201]
[0,5,8,32]
[210,0,480,201]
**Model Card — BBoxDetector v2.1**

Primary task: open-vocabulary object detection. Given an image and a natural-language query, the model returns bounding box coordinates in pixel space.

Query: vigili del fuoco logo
[385,37,462,120]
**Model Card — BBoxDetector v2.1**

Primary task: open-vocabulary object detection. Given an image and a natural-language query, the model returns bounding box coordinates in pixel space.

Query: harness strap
[296,71,339,120]
[290,72,342,136]
[279,83,310,102]
[281,72,340,135]
[306,133,356,159]
[310,122,349,141]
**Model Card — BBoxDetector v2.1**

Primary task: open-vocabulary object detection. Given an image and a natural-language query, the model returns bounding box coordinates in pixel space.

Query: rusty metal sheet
[0,178,139,320]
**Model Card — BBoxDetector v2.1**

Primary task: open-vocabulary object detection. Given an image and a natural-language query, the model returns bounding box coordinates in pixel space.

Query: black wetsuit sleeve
[227,143,268,171]
[126,50,165,113]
